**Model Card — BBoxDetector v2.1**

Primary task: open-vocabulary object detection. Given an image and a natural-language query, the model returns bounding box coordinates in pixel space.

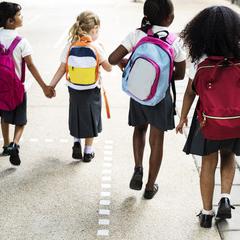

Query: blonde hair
[68,11,100,42]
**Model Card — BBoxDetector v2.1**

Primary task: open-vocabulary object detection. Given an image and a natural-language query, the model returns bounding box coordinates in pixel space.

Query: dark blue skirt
[128,89,175,131]
[183,111,240,156]
[68,87,102,138]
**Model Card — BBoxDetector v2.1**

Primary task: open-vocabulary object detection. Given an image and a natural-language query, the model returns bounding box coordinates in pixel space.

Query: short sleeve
[60,44,70,63]
[19,38,33,57]
[188,62,197,80]
[92,42,107,63]
[172,37,187,63]
[120,31,137,52]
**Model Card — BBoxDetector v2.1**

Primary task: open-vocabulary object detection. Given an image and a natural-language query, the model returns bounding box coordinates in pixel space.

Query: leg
[216,150,236,219]
[13,125,24,145]
[132,124,148,168]
[129,125,148,190]
[200,152,218,210]
[146,125,164,190]
[220,149,235,194]
[1,119,10,146]
[83,137,95,162]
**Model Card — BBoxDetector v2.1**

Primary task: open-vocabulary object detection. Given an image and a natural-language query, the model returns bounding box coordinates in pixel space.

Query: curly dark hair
[0,1,21,27]
[180,6,240,62]
[141,0,173,31]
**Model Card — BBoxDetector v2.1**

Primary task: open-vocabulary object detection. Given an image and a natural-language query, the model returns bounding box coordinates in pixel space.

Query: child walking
[50,11,112,162]
[0,2,54,165]
[176,6,240,228]
[109,0,186,199]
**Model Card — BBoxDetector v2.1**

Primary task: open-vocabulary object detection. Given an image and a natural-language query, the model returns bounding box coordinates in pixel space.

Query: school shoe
[2,145,10,156]
[197,211,214,228]
[8,142,21,166]
[72,142,82,159]
[143,183,159,199]
[216,197,235,219]
[83,152,95,162]
[129,167,143,190]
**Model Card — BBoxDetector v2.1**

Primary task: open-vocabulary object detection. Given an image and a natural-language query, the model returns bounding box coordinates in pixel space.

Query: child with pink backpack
[176,6,240,228]
[109,0,186,199]
[0,2,55,165]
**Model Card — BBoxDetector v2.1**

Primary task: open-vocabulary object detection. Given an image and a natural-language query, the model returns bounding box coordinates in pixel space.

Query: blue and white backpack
[122,29,176,106]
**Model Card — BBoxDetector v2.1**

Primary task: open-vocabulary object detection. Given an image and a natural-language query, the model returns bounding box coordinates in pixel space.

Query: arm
[101,60,112,72]
[176,78,196,134]
[49,63,66,88]
[173,60,186,80]
[108,45,129,70]
[24,55,55,97]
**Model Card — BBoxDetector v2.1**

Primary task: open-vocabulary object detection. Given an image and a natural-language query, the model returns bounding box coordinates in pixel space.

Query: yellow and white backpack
[66,36,99,90]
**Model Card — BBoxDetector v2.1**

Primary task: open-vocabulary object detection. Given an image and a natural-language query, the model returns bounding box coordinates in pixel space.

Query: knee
[134,125,148,135]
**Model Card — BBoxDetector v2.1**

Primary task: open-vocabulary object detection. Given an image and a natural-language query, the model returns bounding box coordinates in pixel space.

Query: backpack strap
[8,37,25,82]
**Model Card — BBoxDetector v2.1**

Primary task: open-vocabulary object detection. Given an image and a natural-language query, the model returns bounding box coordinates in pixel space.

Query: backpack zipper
[202,112,240,120]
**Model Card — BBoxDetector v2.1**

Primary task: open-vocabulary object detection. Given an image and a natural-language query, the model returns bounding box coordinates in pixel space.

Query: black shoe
[8,142,21,166]
[197,211,214,228]
[129,167,143,190]
[143,183,159,199]
[2,145,10,156]
[83,152,95,162]
[72,142,82,159]
[216,197,235,219]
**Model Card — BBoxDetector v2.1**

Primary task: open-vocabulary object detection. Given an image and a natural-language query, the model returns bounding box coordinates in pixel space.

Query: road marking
[97,140,113,238]
[59,139,68,143]
[102,169,112,175]
[100,200,111,206]
[45,139,54,143]
[99,209,110,215]
[101,184,111,189]
[29,138,38,142]
[97,230,109,236]
[104,156,112,162]
[99,219,110,225]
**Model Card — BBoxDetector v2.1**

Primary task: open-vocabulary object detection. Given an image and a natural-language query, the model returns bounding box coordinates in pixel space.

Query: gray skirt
[68,87,102,138]
[128,89,175,131]
[0,93,27,126]
[183,112,240,156]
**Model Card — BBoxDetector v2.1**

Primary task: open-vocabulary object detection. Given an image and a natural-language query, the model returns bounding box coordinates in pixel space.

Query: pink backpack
[0,36,25,111]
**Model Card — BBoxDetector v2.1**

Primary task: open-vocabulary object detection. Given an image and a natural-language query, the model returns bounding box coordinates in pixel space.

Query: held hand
[176,118,188,134]
[43,86,56,98]
[118,58,128,71]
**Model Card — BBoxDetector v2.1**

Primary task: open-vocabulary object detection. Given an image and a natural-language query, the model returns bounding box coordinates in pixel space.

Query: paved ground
[0,0,239,239]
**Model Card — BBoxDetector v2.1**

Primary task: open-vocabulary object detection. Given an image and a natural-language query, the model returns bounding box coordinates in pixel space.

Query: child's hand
[176,118,188,134]
[118,58,128,71]
[43,86,56,98]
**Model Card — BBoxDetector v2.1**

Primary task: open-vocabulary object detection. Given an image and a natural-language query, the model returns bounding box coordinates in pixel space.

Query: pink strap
[8,37,25,82]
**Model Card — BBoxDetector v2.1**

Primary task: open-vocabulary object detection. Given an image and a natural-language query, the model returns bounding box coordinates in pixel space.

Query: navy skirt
[183,112,240,156]
[128,89,175,131]
[68,87,102,138]
[0,93,27,126]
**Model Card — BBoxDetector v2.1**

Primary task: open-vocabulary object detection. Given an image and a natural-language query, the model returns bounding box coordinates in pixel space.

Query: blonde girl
[50,11,112,162]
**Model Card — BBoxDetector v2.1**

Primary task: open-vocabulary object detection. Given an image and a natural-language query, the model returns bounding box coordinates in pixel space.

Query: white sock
[84,145,93,154]
[74,137,80,143]
[202,209,215,215]
[221,193,231,200]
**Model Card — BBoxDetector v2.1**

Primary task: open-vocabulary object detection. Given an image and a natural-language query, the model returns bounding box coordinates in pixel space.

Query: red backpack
[0,36,25,111]
[194,56,240,140]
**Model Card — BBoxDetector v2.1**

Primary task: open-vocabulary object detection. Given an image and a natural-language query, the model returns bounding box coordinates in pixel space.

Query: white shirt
[121,25,186,63]
[188,56,207,80]
[0,28,32,81]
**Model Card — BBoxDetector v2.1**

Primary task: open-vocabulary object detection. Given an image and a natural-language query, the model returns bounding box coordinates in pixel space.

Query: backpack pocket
[126,57,160,101]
